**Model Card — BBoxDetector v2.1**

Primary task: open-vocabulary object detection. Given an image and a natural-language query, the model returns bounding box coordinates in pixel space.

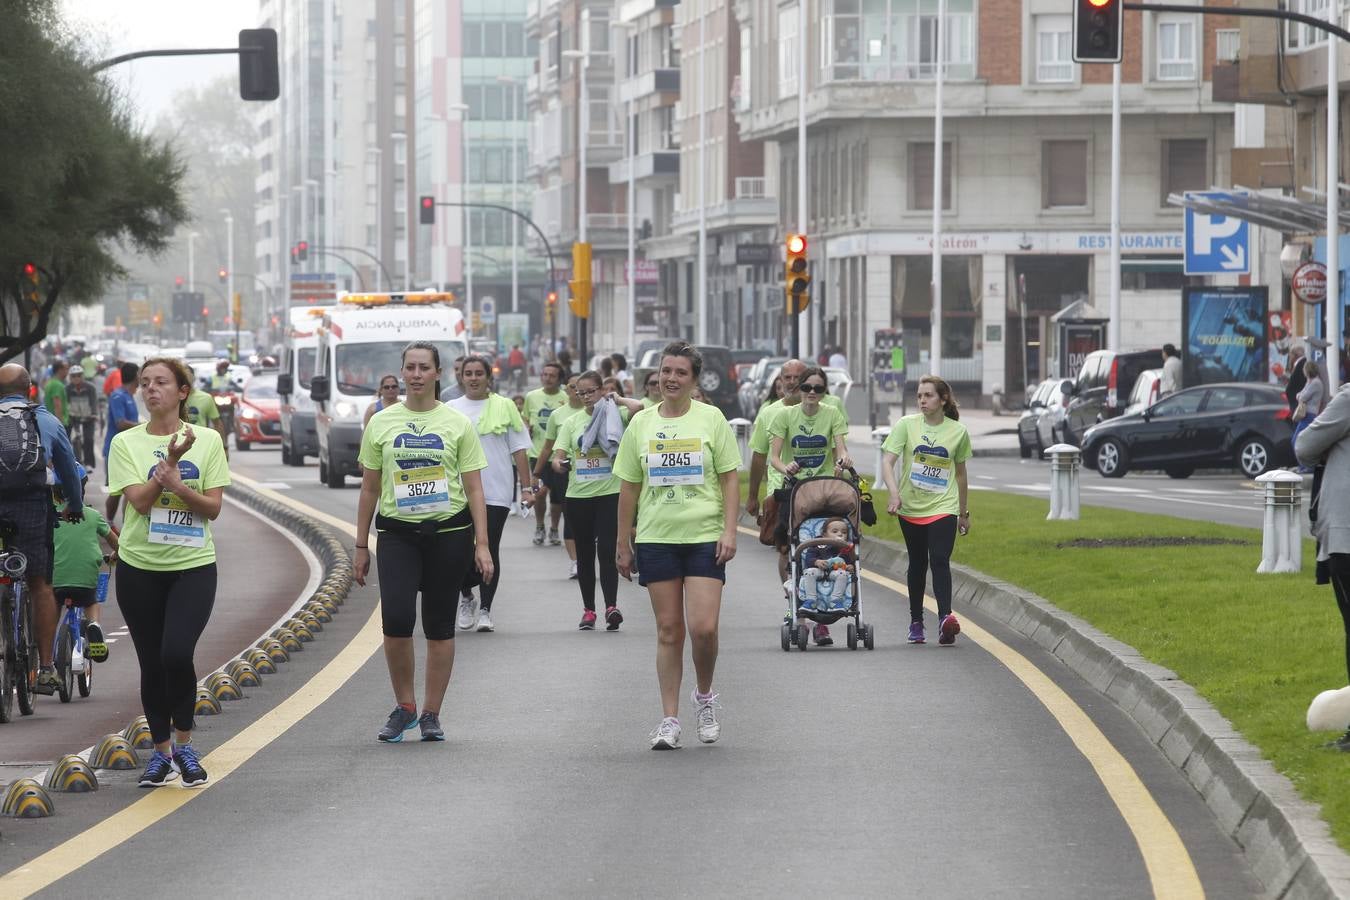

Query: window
[779,5,799,98]
[484,21,503,57]
[1042,140,1088,208]
[1035,15,1073,83]
[1203,387,1248,412]
[1156,15,1197,80]
[909,142,951,211]
[1152,391,1203,417]
[1161,138,1207,202]
[1216,29,1240,62]
[464,22,482,57]
[739,27,753,110]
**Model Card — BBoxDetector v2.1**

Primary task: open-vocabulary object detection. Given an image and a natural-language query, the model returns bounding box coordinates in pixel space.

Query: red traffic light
[422,197,434,210]
[201,306,210,317]
[419,195,436,225]
[175,276,184,288]
[22,263,36,277]
[1087,0,1111,6]
[546,291,558,305]
[786,234,807,255]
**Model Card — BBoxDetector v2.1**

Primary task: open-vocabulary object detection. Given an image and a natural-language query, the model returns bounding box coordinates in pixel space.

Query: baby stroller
[779,468,875,651]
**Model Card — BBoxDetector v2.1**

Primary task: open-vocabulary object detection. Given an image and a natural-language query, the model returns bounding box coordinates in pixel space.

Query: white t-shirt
[828,353,847,370]
[449,396,531,508]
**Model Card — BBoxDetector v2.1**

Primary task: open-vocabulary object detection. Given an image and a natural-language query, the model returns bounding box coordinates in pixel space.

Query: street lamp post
[446,105,472,332]
[697,4,707,346]
[497,75,522,314]
[222,209,235,356]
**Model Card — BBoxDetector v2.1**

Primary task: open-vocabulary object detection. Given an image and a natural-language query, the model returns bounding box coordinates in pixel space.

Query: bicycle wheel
[77,663,92,698]
[15,590,35,716]
[0,597,14,723]
[55,623,73,704]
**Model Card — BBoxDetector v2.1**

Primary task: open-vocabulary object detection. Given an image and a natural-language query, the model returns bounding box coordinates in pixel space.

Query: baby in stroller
[797,517,855,613]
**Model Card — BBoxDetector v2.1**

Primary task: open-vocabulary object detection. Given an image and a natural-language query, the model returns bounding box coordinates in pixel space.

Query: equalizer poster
[1181,286,1268,385]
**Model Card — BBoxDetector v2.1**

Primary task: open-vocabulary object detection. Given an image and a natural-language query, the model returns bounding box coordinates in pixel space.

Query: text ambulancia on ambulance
[310,291,467,488]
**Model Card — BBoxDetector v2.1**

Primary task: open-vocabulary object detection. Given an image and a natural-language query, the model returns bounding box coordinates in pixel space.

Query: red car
[236,373,282,450]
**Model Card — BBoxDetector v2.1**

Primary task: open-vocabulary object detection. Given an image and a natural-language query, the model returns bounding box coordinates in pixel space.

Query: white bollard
[1043,444,1081,520]
[1255,470,1303,574]
[728,418,752,470]
[871,426,892,483]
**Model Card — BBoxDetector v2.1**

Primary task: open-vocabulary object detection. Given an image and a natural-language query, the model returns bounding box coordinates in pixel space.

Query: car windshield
[333,341,464,395]
[296,348,316,389]
[245,376,279,400]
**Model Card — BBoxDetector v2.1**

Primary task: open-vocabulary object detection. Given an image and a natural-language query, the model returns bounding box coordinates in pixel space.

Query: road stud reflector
[206,672,243,702]
[305,602,333,623]
[246,647,277,674]
[299,611,323,632]
[227,658,262,686]
[121,716,155,750]
[3,778,55,818]
[284,620,314,643]
[271,629,303,652]
[194,687,222,716]
[45,755,99,793]
[91,734,139,770]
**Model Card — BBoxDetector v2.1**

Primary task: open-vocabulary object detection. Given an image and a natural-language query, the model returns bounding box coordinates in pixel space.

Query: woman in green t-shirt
[354,341,494,744]
[109,357,231,789]
[880,375,972,647]
[551,370,643,631]
[615,343,741,750]
[639,371,661,408]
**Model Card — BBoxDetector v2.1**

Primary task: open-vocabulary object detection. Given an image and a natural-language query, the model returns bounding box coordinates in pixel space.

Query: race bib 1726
[148,492,207,548]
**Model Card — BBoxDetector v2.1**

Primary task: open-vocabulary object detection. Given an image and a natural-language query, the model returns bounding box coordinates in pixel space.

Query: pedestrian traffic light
[297,241,309,261]
[419,196,436,225]
[218,267,228,284]
[238,28,280,101]
[201,305,210,318]
[1073,0,1122,63]
[568,242,592,319]
[785,233,810,314]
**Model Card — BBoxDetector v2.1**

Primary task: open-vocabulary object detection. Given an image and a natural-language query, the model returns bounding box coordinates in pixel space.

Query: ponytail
[919,374,959,421]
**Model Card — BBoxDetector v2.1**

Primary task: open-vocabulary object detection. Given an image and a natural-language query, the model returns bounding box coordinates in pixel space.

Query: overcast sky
[63,0,259,123]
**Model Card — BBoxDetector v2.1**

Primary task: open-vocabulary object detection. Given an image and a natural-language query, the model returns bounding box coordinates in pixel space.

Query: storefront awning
[1167,188,1350,234]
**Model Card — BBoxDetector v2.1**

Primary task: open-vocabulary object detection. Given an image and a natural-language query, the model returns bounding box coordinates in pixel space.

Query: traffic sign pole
[1327,0,1341,392]
[1109,62,1121,351]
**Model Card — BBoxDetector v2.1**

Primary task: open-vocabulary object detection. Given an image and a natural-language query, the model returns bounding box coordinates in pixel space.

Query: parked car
[1060,348,1165,446]
[635,344,740,417]
[1081,382,1294,479]
[1122,368,1163,417]
[235,372,283,451]
[823,367,853,407]
[1018,378,1069,459]
[739,356,787,418]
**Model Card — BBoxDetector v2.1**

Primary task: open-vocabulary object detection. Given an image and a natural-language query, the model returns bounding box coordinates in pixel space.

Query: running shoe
[533,525,546,546]
[939,613,961,646]
[476,608,495,632]
[419,711,445,742]
[814,624,833,647]
[1331,729,1350,752]
[172,744,209,787]
[692,690,721,744]
[86,621,108,662]
[605,606,623,631]
[568,560,578,580]
[33,666,60,695]
[907,621,926,644]
[548,527,561,546]
[138,750,177,788]
[457,592,477,630]
[650,717,682,750]
[578,610,597,630]
[377,706,420,742]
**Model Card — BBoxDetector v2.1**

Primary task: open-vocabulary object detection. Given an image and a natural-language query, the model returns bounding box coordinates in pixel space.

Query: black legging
[116,562,217,745]
[567,493,619,611]
[1330,554,1350,684]
[377,526,474,640]
[477,505,510,611]
[898,516,958,624]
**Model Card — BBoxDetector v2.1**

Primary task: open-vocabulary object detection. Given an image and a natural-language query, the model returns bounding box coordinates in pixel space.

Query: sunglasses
[380,384,399,391]
[645,380,658,387]
[799,384,827,394]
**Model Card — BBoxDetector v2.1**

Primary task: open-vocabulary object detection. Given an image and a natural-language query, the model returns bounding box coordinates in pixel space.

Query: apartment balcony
[607,150,680,185]
[618,68,679,104]
[670,178,777,235]
[582,127,625,166]
[618,0,678,24]
[583,213,632,251]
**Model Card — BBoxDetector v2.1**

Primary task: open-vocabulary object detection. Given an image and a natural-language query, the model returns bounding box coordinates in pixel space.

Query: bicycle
[0,520,36,723]
[51,579,101,703]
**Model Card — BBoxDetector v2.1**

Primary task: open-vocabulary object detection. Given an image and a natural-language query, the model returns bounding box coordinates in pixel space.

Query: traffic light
[546,290,558,322]
[238,28,280,101]
[21,263,37,282]
[297,240,309,261]
[1073,0,1122,63]
[785,233,810,314]
[419,196,436,225]
[175,275,185,288]
[201,305,210,318]
[218,267,228,284]
[568,242,592,319]
[152,312,163,328]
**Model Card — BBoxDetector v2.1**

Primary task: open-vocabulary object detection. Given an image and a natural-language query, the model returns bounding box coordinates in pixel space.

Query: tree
[0,0,188,363]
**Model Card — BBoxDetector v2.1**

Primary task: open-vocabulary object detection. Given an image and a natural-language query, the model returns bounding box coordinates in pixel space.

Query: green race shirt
[52,503,112,589]
[44,378,69,426]
[185,389,221,429]
[109,423,231,572]
[769,402,848,479]
[640,396,658,409]
[544,403,584,443]
[358,402,488,523]
[881,414,972,518]
[524,388,567,455]
[749,399,784,492]
[554,404,629,498]
[613,401,741,545]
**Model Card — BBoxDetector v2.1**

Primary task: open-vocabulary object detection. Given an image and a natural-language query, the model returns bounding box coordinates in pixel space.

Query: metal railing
[734,177,768,200]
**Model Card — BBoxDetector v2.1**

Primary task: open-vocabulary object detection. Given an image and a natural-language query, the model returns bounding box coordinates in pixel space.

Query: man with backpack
[0,364,85,695]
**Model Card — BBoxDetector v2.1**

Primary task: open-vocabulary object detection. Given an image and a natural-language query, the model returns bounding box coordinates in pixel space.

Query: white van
[276,306,330,466]
[308,292,467,487]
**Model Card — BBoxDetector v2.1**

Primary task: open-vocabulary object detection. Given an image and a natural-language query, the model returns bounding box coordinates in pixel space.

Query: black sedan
[1081,382,1294,479]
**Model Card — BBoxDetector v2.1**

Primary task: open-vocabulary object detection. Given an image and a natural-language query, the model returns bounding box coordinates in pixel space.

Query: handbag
[858,478,878,527]
[1294,400,1308,421]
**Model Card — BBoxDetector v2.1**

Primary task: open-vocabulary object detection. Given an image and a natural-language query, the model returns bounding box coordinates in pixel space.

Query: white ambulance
[308,292,467,487]
[277,305,330,467]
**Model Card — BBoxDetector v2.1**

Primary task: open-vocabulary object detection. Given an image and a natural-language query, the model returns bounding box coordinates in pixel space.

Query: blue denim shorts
[634,541,725,587]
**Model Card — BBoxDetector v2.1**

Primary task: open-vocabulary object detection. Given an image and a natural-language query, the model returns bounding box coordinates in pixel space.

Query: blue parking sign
[1184,193,1249,275]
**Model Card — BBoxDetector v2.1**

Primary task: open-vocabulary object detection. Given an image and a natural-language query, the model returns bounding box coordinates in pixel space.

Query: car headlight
[240,407,259,420]
[334,400,360,419]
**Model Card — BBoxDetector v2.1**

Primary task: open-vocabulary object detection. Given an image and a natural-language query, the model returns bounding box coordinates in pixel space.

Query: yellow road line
[741,525,1203,899]
[0,483,381,898]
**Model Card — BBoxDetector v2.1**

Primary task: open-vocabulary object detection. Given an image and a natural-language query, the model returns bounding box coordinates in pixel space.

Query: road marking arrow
[1219,244,1246,270]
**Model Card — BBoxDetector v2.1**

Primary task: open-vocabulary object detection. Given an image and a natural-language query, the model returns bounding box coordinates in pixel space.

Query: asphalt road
[0,446,1264,898]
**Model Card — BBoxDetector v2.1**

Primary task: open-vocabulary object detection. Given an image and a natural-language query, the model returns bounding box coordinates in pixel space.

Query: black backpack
[0,399,48,496]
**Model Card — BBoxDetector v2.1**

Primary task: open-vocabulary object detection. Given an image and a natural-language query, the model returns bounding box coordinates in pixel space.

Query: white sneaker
[476,608,495,632]
[457,593,476,630]
[568,560,578,580]
[650,717,682,750]
[692,690,721,744]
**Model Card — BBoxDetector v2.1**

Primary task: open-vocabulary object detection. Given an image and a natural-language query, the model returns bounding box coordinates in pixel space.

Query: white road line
[1006,483,1051,492]
[253,481,293,490]
[1163,488,1229,496]
[1084,485,1148,494]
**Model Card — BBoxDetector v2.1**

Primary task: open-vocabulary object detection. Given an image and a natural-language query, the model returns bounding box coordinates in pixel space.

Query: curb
[857,534,1350,899]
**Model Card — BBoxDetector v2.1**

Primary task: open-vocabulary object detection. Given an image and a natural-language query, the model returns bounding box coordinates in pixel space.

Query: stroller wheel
[864,623,875,651]
[846,622,858,650]
[780,623,792,652]
[796,624,810,651]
